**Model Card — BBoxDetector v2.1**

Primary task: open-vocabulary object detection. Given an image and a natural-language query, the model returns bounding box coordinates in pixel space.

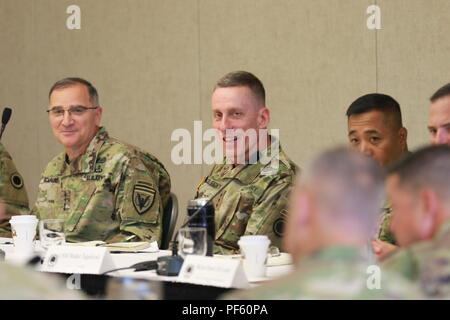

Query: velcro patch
[10,172,24,189]
[273,218,284,237]
[132,180,156,215]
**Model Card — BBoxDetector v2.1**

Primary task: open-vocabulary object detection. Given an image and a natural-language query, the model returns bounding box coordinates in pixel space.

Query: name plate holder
[40,246,115,274]
[177,255,250,289]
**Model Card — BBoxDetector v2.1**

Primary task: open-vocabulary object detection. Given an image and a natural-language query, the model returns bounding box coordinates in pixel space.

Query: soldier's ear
[94,106,103,126]
[398,127,408,148]
[418,188,438,240]
[257,107,270,129]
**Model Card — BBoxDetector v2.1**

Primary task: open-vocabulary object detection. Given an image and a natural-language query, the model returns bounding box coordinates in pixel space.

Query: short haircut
[430,83,450,102]
[214,71,266,105]
[346,93,403,130]
[300,147,385,232]
[388,145,450,201]
[49,77,99,106]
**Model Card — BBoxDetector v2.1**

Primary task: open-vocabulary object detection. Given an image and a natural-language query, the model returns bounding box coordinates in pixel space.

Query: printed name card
[40,246,115,274]
[177,255,250,289]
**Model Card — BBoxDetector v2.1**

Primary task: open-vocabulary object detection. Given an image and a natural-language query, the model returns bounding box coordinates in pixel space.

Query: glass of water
[177,227,207,259]
[39,219,65,250]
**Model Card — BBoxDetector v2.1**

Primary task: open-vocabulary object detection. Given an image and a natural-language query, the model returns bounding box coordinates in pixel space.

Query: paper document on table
[214,252,293,266]
[65,241,159,252]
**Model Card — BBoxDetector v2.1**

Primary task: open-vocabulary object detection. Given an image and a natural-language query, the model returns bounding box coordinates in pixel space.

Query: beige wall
[0,0,448,229]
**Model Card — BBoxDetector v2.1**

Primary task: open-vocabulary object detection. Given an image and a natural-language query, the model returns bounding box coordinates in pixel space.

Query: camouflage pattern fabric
[195,143,298,254]
[381,219,450,298]
[0,143,29,237]
[32,127,170,244]
[223,246,422,299]
[378,202,397,245]
[0,261,85,299]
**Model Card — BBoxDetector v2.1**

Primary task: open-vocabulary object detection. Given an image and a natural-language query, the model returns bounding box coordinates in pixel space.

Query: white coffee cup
[9,215,39,255]
[238,235,271,279]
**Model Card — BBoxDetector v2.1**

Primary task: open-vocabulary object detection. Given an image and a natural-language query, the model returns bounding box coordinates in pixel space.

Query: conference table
[0,238,294,299]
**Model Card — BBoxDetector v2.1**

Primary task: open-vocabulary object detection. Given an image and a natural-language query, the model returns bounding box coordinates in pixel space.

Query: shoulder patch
[10,172,24,189]
[273,218,284,237]
[132,180,156,215]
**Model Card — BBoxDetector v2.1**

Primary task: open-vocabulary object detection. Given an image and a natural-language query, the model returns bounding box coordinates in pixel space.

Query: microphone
[0,107,12,140]
[156,163,250,276]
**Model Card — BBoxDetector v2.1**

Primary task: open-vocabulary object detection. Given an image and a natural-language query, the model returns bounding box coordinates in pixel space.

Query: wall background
[1,0,449,231]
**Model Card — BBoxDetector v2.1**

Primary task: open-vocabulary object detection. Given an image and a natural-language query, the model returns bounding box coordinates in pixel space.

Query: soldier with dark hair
[346,93,409,258]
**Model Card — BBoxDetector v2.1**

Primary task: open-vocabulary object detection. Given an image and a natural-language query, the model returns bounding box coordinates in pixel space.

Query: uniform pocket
[216,192,254,247]
[65,184,97,232]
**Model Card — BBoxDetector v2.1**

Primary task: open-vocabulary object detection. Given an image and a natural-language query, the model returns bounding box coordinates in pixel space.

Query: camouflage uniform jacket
[381,219,450,298]
[378,202,397,245]
[223,246,421,300]
[195,144,298,254]
[0,143,29,237]
[32,127,171,244]
[0,261,85,299]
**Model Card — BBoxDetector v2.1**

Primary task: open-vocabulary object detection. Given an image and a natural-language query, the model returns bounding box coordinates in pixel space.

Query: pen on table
[109,251,150,254]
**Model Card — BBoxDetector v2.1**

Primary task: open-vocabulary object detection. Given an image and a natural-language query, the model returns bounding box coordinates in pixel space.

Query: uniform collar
[219,136,284,184]
[59,127,108,175]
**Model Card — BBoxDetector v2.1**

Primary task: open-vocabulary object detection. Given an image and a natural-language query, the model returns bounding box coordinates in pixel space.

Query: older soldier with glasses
[32,77,171,244]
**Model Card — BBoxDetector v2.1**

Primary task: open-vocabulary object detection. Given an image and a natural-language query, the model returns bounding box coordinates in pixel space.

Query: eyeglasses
[46,106,98,117]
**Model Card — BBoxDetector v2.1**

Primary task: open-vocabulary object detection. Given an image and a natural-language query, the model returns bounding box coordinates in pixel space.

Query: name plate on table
[41,246,115,274]
[178,255,249,289]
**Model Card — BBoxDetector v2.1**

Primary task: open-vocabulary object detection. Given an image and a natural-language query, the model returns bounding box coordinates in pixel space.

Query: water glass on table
[177,227,207,259]
[39,219,66,250]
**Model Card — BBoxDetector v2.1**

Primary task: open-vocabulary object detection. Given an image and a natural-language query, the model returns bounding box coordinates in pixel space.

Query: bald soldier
[0,143,29,237]
[381,146,450,298]
[223,148,420,299]
[195,71,298,254]
[428,83,450,146]
[346,94,409,258]
[32,78,170,244]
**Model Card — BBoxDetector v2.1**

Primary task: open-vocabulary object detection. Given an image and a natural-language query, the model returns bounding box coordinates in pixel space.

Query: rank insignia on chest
[206,177,221,189]
[132,181,156,215]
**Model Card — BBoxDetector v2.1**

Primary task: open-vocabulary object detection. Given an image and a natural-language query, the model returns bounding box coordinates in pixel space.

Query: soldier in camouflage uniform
[0,142,29,237]
[195,71,298,254]
[32,78,170,244]
[346,93,409,257]
[381,145,450,298]
[0,261,85,299]
[223,148,420,299]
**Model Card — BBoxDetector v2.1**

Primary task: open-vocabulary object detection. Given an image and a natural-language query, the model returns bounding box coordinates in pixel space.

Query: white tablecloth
[0,238,294,286]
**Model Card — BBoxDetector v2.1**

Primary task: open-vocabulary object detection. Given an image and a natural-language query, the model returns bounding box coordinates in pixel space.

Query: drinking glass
[39,219,65,250]
[177,227,207,259]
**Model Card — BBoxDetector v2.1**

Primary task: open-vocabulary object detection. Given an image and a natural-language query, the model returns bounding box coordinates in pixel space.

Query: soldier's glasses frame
[46,106,99,117]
